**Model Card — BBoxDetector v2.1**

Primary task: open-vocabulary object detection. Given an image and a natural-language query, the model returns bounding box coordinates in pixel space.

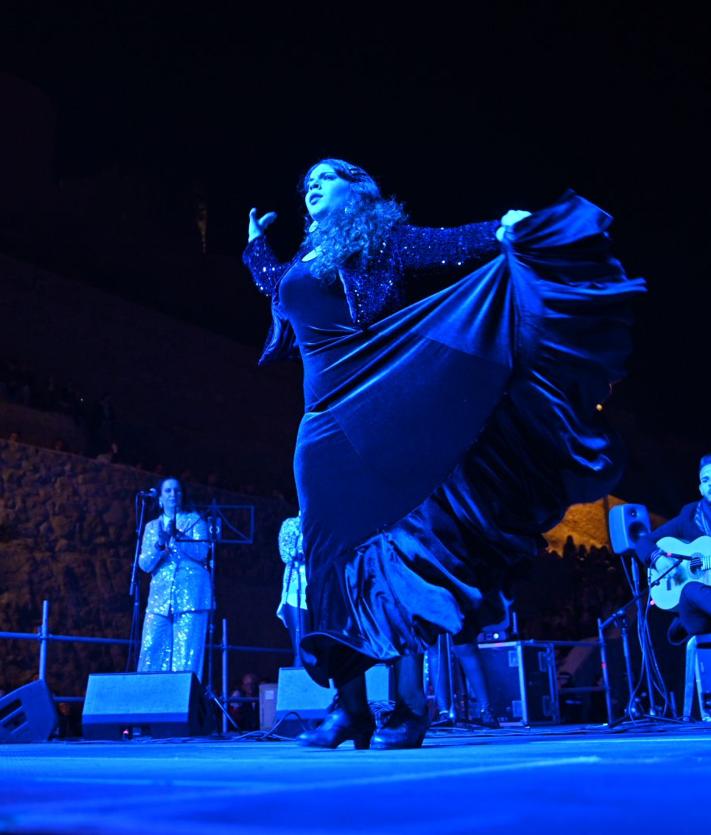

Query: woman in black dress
[243,158,645,748]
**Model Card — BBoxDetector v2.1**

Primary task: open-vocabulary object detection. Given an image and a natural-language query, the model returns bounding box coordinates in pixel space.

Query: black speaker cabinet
[82,672,214,739]
[479,641,560,725]
[0,680,58,743]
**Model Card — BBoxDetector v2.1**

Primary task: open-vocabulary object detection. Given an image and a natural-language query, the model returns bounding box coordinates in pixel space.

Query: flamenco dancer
[243,158,645,749]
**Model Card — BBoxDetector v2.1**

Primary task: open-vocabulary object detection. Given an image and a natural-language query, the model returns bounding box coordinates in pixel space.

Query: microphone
[137,488,158,498]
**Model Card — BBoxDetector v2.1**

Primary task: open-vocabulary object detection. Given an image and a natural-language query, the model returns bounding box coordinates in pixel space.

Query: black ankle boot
[298,704,375,750]
[473,705,500,729]
[370,703,430,750]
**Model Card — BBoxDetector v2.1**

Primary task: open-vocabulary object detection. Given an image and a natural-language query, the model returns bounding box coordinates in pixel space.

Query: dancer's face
[160,479,183,515]
[700,465,711,503]
[305,163,351,222]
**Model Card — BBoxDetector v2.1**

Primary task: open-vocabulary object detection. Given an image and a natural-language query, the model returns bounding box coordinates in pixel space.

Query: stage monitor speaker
[0,680,58,743]
[274,664,392,721]
[608,503,652,554]
[82,672,213,739]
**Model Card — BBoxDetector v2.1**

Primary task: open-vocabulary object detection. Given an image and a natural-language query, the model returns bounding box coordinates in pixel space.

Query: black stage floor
[1,722,710,834]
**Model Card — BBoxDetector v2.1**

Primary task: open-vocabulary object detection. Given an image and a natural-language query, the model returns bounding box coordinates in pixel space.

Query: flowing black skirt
[294,193,646,686]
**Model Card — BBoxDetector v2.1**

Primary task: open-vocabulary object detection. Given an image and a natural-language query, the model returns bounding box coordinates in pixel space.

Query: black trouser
[283,604,306,667]
[679,582,711,636]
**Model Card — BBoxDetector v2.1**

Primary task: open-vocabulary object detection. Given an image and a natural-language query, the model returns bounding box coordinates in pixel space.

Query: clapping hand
[155,519,176,551]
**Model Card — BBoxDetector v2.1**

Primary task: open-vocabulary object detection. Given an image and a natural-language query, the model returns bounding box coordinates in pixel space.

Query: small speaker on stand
[608,503,652,554]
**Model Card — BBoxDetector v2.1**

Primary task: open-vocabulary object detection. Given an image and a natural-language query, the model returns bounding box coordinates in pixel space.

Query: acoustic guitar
[648,535,711,610]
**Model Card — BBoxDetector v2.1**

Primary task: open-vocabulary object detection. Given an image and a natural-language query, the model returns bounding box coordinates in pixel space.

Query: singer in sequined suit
[277,512,308,667]
[137,477,213,679]
[243,158,645,749]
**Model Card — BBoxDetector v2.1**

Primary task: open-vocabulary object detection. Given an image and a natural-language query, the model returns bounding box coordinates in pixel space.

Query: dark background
[1,2,708,509]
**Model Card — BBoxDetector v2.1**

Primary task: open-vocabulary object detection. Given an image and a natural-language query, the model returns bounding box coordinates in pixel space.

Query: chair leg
[696,646,711,722]
[683,637,697,721]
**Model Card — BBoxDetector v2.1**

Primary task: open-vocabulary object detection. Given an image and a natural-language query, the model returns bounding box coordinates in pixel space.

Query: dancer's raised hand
[248,208,278,242]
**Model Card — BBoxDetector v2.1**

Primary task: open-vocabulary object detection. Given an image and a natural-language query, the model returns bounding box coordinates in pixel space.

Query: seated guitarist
[635,455,711,644]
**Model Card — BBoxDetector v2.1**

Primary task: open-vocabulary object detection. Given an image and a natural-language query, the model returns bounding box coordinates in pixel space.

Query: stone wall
[0,438,295,698]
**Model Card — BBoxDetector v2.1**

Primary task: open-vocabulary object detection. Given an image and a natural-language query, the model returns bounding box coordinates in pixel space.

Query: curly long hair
[301,158,407,281]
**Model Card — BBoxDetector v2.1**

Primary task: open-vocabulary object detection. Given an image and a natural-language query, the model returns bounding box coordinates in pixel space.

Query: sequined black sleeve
[395,221,501,272]
[242,235,290,296]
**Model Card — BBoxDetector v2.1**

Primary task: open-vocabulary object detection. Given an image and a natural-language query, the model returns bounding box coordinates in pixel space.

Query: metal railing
[0,598,292,733]
[2,602,625,732]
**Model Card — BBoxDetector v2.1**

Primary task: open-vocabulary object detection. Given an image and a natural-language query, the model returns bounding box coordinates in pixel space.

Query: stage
[1,722,710,833]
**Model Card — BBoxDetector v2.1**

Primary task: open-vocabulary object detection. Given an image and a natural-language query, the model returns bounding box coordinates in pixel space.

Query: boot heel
[353,732,372,750]
[298,707,374,749]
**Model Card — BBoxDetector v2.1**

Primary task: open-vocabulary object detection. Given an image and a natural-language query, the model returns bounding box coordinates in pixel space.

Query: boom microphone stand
[189,499,255,732]
[430,634,459,724]
[204,501,221,706]
[292,523,307,667]
[631,557,657,716]
[598,551,687,725]
[173,500,231,731]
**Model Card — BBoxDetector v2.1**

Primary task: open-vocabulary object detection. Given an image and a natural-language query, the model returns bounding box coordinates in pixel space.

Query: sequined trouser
[137,611,209,680]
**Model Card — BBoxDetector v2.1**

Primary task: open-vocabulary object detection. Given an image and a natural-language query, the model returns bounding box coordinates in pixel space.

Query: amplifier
[479,641,559,725]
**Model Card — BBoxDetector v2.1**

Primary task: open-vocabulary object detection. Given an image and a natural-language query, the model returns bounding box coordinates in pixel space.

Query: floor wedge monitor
[82,672,213,739]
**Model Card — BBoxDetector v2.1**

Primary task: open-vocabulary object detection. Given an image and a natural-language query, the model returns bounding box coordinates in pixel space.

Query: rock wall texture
[0,438,295,698]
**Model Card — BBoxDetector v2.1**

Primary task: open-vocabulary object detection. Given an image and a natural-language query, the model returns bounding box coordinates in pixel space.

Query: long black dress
[248,193,645,687]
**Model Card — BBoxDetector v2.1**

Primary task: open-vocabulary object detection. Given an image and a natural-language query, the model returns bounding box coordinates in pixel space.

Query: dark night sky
[2,3,709,446]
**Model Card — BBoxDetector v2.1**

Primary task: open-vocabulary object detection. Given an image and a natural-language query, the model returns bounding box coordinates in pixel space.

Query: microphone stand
[598,550,686,726]
[631,557,657,717]
[184,500,255,733]
[287,561,302,666]
[293,525,306,667]
[441,634,458,723]
[126,494,153,671]
[196,500,238,732]
[205,500,219,703]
